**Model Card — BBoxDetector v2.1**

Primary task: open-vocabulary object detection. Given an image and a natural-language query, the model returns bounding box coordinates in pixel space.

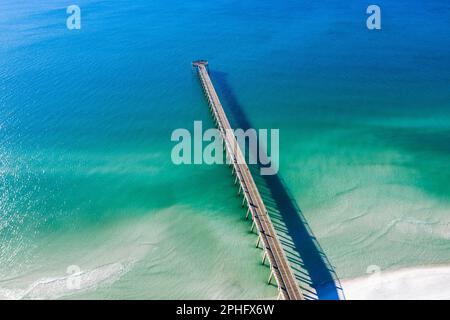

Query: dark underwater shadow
[210,70,345,300]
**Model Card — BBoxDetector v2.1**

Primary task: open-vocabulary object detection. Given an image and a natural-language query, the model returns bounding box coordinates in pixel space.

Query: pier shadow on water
[210,71,345,300]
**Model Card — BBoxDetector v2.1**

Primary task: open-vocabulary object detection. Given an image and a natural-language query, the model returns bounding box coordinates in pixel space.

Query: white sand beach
[342,265,450,300]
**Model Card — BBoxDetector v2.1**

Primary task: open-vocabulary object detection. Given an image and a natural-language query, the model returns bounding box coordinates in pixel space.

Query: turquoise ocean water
[0,0,449,299]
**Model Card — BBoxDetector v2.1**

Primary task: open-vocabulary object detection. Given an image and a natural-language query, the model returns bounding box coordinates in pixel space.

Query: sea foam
[0,262,129,300]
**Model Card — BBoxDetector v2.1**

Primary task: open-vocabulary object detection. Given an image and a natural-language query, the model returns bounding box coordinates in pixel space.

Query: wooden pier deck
[192,60,303,300]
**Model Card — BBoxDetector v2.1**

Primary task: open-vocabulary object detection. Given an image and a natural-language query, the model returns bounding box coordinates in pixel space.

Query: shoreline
[341,264,450,300]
